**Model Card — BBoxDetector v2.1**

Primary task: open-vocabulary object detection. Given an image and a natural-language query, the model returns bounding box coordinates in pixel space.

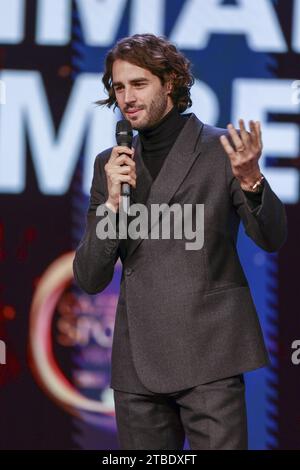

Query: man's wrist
[239,174,265,193]
[105,199,119,213]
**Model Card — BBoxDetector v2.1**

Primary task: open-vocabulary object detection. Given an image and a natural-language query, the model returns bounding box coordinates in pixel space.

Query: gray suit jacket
[73,113,287,394]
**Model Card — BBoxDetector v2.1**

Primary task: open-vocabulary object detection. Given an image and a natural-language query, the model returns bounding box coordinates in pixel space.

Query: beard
[125,89,170,131]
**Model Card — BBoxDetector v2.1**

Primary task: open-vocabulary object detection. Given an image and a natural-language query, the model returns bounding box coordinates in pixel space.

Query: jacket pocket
[204,284,248,297]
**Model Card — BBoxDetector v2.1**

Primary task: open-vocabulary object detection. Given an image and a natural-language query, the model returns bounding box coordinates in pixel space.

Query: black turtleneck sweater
[138,107,262,209]
[139,106,187,181]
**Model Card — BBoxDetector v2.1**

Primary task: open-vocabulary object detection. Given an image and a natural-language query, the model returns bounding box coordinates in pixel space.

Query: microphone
[116,120,133,214]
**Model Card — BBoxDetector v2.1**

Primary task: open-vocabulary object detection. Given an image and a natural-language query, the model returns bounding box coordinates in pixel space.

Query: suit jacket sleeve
[73,153,120,294]
[225,154,287,252]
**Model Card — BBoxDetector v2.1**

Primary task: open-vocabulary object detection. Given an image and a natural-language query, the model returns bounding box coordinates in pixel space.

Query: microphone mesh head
[116,120,133,146]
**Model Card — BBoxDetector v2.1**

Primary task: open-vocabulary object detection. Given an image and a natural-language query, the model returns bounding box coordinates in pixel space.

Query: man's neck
[138,106,187,180]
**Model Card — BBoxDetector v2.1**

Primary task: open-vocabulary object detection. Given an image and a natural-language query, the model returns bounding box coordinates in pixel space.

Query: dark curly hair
[97,34,194,113]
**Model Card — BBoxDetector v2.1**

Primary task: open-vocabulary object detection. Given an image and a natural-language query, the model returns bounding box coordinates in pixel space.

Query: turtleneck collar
[138,106,187,155]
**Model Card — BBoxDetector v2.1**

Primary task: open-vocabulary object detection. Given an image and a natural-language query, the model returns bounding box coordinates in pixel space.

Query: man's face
[112,59,174,130]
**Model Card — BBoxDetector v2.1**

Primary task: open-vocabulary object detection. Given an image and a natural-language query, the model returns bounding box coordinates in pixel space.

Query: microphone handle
[119,140,132,197]
[121,182,131,197]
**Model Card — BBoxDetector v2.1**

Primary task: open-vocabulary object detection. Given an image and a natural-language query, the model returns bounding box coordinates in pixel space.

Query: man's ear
[166,74,175,94]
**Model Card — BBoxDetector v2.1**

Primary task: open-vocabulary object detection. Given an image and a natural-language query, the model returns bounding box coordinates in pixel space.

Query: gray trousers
[113,374,248,450]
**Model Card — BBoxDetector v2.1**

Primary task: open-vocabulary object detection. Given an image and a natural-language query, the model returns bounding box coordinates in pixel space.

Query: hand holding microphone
[104,120,136,213]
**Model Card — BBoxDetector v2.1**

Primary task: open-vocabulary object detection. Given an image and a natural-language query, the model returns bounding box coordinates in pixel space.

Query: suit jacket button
[125,267,133,276]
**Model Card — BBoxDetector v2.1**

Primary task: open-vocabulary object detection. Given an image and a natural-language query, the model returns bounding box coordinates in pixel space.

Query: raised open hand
[220,119,263,191]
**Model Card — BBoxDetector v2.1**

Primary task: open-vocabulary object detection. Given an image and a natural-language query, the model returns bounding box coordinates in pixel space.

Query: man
[73,34,287,450]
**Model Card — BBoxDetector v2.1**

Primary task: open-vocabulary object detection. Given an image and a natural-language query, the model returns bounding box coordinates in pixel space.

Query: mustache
[124,105,145,112]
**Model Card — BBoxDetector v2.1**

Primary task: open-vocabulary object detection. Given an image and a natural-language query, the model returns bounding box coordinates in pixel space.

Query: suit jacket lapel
[126,113,204,261]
